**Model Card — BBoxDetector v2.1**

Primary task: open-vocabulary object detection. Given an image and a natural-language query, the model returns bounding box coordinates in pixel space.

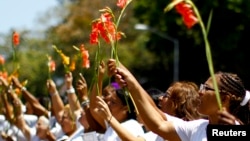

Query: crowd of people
[0,58,250,141]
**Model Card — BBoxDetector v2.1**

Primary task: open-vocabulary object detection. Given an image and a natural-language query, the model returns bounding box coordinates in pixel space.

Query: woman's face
[61,110,75,134]
[198,77,219,116]
[36,117,49,139]
[159,87,176,115]
[103,90,128,122]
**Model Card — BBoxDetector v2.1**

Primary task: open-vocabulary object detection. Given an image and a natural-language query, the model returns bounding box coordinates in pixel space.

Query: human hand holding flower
[76,73,88,102]
[46,79,58,96]
[95,95,113,122]
[165,0,222,110]
[217,107,240,125]
[64,72,74,90]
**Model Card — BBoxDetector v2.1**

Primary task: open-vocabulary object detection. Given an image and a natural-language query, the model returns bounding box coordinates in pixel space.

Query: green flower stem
[114,0,135,114]
[188,0,222,110]
[90,42,101,96]
[115,0,132,28]
[11,44,17,71]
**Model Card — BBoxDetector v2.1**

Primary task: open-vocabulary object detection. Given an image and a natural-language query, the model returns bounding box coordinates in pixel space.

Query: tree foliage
[2,0,250,97]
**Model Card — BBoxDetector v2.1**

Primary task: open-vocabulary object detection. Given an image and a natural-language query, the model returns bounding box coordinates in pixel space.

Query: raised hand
[76,73,88,102]
[0,76,8,88]
[217,107,242,125]
[46,79,58,96]
[11,77,22,89]
[95,96,112,122]
[64,72,73,89]
[98,60,106,77]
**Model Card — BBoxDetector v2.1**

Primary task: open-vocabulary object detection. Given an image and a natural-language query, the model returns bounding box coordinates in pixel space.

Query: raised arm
[95,95,145,141]
[46,79,64,123]
[9,89,31,141]
[89,61,107,130]
[0,77,14,123]
[107,59,180,141]
[64,72,82,116]
[11,77,49,118]
[76,73,105,132]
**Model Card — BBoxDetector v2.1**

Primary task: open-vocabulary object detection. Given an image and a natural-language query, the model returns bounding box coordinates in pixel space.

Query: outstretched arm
[95,96,145,141]
[64,72,82,116]
[46,79,64,123]
[11,77,49,118]
[89,61,107,130]
[9,90,31,141]
[107,59,180,141]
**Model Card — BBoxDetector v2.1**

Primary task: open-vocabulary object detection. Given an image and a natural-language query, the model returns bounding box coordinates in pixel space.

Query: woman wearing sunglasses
[107,59,250,141]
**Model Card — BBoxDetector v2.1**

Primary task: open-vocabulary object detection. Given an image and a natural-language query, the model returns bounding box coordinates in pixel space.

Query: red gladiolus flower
[90,31,99,44]
[90,12,122,44]
[48,60,56,72]
[0,71,8,80]
[175,2,198,28]
[12,31,20,46]
[117,0,127,9]
[0,55,5,65]
[80,44,90,69]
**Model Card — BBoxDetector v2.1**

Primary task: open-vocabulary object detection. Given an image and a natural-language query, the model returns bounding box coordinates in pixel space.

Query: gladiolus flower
[48,60,56,72]
[117,0,127,8]
[90,12,122,44]
[12,31,20,46]
[0,71,8,80]
[175,2,198,28]
[80,44,90,69]
[69,59,76,72]
[0,55,5,65]
[60,53,70,66]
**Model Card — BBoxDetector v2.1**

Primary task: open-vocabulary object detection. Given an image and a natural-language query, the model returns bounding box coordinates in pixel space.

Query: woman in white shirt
[95,87,144,141]
[88,61,144,141]
[107,59,250,141]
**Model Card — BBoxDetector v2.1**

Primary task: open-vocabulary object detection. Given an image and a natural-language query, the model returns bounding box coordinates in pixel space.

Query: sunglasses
[163,92,170,98]
[199,84,215,92]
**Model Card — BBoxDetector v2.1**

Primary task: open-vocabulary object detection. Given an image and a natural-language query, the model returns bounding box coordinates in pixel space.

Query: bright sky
[0,0,58,34]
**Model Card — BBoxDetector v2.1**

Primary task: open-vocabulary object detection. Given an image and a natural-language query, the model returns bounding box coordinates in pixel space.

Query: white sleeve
[23,114,38,127]
[121,119,145,136]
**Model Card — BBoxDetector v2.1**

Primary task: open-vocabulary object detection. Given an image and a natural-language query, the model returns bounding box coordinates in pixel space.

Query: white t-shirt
[139,131,159,141]
[103,119,144,141]
[139,113,184,141]
[7,125,27,141]
[23,114,38,128]
[174,119,208,141]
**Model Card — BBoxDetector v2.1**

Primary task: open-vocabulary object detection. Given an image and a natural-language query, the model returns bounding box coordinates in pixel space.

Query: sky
[0,0,59,34]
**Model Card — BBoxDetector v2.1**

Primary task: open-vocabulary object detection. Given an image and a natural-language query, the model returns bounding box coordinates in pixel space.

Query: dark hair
[146,88,165,108]
[215,71,250,124]
[38,96,51,110]
[115,89,137,120]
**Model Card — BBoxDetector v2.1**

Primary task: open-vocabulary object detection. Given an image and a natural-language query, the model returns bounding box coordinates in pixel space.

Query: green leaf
[206,9,213,36]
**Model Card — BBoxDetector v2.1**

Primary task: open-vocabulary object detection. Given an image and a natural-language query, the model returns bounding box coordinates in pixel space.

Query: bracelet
[66,87,75,94]
[50,92,58,97]
[108,116,112,124]
[81,100,90,108]
[21,87,27,92]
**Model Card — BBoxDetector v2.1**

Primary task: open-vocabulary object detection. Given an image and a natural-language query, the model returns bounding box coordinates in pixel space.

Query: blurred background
[1,0,250,98]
